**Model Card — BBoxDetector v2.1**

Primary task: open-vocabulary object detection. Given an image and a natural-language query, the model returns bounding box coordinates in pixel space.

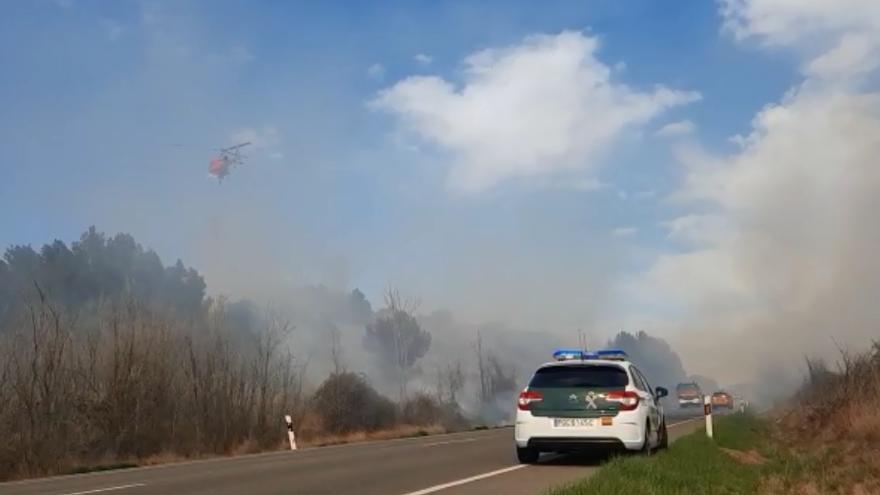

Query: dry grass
[721,447,768,466]
[761,342,880,495]
[300,424,446,447]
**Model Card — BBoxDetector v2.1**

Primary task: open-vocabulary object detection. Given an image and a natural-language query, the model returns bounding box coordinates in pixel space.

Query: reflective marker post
[703,395,714,439]
[285,414,298,450]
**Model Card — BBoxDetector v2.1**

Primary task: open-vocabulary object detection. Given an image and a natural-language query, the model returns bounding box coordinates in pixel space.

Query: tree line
[0,228,475,480]
[0,227,206,327]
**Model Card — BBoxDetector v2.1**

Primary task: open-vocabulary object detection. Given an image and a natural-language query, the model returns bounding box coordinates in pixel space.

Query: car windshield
[529,365,628,388]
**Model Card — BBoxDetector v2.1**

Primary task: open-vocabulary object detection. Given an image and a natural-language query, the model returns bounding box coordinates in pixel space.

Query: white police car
[514,349,669,463]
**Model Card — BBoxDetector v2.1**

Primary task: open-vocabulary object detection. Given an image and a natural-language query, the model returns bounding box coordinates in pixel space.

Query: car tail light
[517,390,543,410]
[606,390,640,411]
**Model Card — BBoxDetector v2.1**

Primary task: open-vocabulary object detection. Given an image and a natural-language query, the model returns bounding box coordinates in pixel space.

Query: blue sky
[0,0,812,340]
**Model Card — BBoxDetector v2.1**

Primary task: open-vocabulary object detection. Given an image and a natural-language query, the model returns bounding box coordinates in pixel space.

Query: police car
[514,349,669,463]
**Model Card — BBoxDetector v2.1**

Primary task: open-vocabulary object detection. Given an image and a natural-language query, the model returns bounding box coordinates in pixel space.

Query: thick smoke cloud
[630,1,880,404]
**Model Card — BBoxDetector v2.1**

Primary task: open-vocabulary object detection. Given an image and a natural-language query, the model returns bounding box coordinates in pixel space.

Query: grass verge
[548,413,779,495]
[301,424,447,447]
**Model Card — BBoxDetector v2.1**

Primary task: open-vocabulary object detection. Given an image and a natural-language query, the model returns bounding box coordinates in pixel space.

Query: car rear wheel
[517,446,540,464]
[658,420,669,450]
[640,422,653,456]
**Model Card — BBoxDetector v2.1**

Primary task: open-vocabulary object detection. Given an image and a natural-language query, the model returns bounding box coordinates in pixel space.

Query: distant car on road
[514,349,669,464]
[675,382,702,409]
[711,391,733,409]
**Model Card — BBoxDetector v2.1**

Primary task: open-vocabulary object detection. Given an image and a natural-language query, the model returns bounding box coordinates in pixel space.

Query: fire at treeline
[0,227,716,480]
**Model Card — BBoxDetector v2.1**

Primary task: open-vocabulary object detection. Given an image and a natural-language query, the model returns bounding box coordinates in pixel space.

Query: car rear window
[528,365,629,388]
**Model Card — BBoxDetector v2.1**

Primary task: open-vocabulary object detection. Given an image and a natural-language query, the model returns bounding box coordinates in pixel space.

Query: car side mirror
[655,387,668,399]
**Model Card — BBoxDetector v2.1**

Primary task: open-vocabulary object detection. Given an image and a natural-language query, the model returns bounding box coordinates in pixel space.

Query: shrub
[785,341,880,444]
[401,393,442,425]
[310,372,398,434]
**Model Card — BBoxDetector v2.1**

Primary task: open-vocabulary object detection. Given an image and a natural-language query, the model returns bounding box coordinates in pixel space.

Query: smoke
[630,1,880,404]
[14,1,880,416]
[415,309,568,422]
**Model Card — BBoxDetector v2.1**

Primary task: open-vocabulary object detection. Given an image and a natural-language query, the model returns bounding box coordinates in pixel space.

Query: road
[0,412,706,495]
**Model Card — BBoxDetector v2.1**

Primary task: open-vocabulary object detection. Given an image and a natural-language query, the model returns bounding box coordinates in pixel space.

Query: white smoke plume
[631,0,880,404]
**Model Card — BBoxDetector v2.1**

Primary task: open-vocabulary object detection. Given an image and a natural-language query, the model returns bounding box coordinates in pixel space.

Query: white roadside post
[285,414,297,451]
[704,395,714,439]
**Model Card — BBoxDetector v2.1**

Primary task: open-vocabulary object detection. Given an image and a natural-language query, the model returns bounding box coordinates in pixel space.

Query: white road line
[667,417,703,428]
[403,415,702,495]
[60,483,146,495]
[422,438,479,447]
[399,465,526,495]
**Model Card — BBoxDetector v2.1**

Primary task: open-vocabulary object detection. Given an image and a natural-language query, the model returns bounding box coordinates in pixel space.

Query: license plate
[553,418,596,428]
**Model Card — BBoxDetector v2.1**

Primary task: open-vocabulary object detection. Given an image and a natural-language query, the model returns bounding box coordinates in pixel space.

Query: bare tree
[364,287,430,401]
[475,330,489,406]
[253,312,289,437]
[486,353,517,399]
[436,360,465,404]
[447,360,465,403]
[474,331,516,417]
[0,293,307,480]
[329,321,344,375]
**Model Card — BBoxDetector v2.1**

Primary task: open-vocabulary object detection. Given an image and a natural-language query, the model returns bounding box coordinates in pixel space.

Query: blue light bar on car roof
[553,348,585,361]
[595,349,629,361]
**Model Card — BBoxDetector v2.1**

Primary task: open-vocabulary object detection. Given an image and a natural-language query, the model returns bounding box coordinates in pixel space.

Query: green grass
[547,414,771,495]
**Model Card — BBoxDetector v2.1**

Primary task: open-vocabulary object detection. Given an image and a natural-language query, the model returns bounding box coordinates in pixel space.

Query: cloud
[720,0,880,44]
[662,214,727,247]
[414,53,433,66]
[805,33,880,80]
[371,31,700,192]
[536,177,608,192]
[720,0,880,80]
[367,63,385,80]
[612,227,637,237]
[655,120,695,138]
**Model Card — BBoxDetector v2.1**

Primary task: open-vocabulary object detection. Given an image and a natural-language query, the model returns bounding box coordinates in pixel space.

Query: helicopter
[208,142,251,182]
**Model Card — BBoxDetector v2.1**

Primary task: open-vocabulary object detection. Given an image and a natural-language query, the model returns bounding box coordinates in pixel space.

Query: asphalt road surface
[1,411,708,495]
